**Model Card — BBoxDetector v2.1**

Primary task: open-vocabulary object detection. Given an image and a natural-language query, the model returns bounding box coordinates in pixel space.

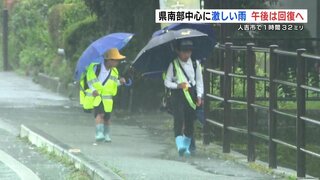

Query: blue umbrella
[152,23,215,45]
[74,33,134,81]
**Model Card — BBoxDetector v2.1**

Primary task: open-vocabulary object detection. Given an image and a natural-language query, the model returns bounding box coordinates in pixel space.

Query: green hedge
[9,0,92,80]
[48,2,90,48]
[63,16,101,71]
[9,0,54,74]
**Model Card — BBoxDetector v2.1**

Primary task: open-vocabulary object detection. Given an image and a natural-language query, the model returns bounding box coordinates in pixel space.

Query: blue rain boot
[104,125,111,142]
[95,124,105,141]
[183,136,192,157]
[175,136,186,156]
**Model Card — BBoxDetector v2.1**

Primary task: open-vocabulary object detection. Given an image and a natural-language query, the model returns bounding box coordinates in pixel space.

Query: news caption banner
[156,9,307,31]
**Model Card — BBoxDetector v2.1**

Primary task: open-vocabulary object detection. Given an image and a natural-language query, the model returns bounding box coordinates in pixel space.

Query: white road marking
[0,149,40,180]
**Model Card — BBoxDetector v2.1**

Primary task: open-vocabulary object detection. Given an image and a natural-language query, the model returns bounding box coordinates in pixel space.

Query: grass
[66,169,91,180]
[196,142,293,178]
[38,146,91,180]
[18,136,91,180]
[207,107,320,179]
[248,163,274,175]
[225,140,320,178]
[104,162,126,179]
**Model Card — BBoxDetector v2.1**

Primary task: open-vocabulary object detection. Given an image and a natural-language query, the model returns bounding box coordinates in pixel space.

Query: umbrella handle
[124,78,132,87]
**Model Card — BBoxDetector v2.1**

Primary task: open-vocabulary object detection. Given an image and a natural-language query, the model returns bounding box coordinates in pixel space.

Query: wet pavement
[0,72,284,180]
[0,161,20,180]
[0,120,71,179]
[0,72,72,179]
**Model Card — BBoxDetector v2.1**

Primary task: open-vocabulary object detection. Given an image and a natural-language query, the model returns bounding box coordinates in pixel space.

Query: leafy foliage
[63,15,100,72]
[9,0,55,74]
[48,2,90,48]
[82,0,160,59]
[9,0,92,80]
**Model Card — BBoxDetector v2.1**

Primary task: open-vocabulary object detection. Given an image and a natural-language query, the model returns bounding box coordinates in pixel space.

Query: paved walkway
[0,72,283,180]
[0,161,20,180]
[0,121,71,180]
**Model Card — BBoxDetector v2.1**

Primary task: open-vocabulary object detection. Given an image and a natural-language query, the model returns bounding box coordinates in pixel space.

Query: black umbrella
[131,29,212,75]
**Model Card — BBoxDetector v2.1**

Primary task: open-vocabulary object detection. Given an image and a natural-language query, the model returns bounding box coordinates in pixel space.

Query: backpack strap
[95,64,101,77]
[83,75,88,90]
[83,63,102,90]
[101,69,111,85]
[172,62,176,77]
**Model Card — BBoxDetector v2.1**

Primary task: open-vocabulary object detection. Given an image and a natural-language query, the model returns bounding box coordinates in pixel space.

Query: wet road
[0,72,71,179]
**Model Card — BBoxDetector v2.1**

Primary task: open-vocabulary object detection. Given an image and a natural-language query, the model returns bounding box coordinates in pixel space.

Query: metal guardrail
[203,42,320,178]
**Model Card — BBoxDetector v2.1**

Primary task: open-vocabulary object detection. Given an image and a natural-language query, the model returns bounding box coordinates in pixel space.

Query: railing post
[203,53,212,145]
[269,45,278,168]
[223,42,232,153]
[220,48,224,99]
[246,43,256,162]
[296,48,306,177]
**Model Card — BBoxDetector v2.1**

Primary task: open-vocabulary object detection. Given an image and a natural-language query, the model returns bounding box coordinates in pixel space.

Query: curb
[36,73,61,93]
[20,124,123,180]
[34,73,79,101]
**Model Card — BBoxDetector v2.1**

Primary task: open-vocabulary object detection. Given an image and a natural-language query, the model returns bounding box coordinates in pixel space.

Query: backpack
[160,60,198,115]
[80,63,102,112]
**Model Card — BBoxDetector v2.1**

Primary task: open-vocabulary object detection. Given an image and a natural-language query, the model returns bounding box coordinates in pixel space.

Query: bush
[19,46,53,76]
[63,16,101,70]
[9,0,57,72]
[9,0,92,81]
[48,2,90,48]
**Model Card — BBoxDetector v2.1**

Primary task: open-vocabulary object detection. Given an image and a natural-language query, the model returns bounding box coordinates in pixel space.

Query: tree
[83,0,160,58]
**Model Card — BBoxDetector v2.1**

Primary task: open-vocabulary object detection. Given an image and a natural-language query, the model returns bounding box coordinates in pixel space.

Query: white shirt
[98,63,110,83]
[164,58,204,98]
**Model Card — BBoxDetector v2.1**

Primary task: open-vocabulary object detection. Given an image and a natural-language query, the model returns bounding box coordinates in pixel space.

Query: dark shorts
[94,103,111,120]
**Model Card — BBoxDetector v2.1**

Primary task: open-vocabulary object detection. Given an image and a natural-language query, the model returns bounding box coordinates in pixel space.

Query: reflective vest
[83,63,119,112]
[173,59,197,110]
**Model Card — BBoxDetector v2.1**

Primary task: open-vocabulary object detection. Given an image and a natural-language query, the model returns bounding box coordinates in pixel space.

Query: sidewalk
[0,72,284,179]
[0,154,20,180]
[0,120,70,180]
[17,108,281,180]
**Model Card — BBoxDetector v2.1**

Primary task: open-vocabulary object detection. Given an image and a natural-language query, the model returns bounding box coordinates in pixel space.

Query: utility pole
[2,0,9,71]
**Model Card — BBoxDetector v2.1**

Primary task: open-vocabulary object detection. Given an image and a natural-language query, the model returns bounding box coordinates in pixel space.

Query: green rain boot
[183,136,192,157]
[104,125,111,142]
[175,136,186,156]
[95,124,105,141]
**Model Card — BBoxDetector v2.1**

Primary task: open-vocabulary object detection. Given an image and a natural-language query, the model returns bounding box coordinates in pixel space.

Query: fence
[203,42,320,177]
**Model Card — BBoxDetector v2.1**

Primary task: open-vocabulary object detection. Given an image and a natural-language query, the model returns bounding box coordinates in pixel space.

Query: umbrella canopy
[152,23,215,44]
[74,33,134,81]
[131,29,212,74]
